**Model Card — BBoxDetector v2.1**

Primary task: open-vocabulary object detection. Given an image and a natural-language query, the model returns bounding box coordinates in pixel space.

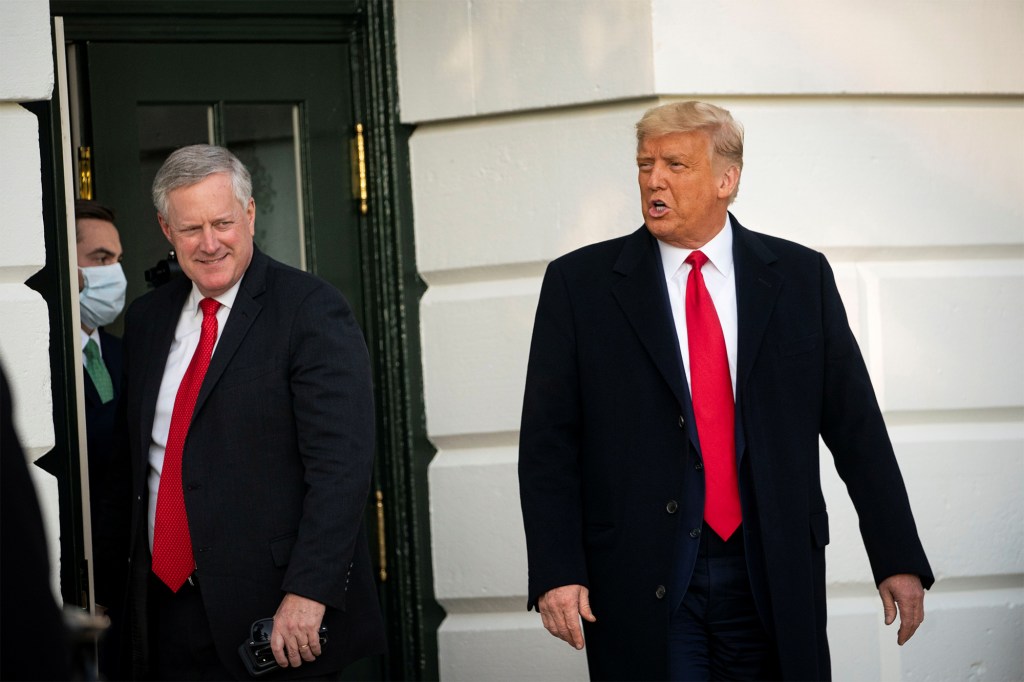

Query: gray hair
[636,101,744,202]
[152,144,252,216]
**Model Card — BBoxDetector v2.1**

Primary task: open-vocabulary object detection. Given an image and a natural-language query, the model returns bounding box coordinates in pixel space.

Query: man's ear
[246,198,256,236]
[718,165,740,200]
[157,213,173,243]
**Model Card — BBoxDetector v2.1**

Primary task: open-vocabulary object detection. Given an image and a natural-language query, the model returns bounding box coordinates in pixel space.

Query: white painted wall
[0,0,60,601]
[397,0,1024,679]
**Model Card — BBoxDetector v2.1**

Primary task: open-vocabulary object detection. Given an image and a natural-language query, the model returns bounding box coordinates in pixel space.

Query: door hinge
[78,146,93,200]
[375,488,387,582]
[351,123,368,215]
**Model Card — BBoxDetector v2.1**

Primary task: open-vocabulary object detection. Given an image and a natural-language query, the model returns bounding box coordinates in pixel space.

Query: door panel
[83,41,383,680]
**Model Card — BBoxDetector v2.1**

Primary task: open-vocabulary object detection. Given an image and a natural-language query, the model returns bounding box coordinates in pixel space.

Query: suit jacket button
[655,585,666,599]
[666,500,678,514]
[695,460,703,471]
[689,527,701,539]
[678,415,685,428]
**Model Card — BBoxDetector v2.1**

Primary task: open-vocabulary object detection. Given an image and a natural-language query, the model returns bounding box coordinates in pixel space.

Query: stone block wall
[396,1,1024,679]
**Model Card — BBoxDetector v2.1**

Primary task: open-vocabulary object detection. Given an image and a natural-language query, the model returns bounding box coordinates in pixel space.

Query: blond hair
[636,101,744,202]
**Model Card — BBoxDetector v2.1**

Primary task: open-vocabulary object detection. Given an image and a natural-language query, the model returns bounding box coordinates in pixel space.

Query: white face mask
[80,263,127,330]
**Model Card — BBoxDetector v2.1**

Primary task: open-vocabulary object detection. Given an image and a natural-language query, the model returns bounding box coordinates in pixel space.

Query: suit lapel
[732,216,782,404]
[611,227,691,414]
[100,329,123,393]
[83,372,101,407]
[193,250,267,416]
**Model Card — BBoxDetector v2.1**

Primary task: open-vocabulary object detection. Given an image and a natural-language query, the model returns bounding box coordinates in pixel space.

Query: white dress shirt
[147,280,240,551]
[658,216,739,398]
[81,327,103,357]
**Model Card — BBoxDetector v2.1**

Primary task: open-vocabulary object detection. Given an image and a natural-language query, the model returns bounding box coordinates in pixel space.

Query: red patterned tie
[685,251,742,540]
[152,297,220,591]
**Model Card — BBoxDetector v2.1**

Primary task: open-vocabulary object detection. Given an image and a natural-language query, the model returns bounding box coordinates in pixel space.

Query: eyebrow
[87,247,118,258]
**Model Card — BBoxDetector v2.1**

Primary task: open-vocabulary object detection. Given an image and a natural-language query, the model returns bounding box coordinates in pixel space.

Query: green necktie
[84,339,114,404]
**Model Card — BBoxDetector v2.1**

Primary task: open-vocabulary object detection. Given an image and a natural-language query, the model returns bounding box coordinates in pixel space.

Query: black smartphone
[238,618,328,677]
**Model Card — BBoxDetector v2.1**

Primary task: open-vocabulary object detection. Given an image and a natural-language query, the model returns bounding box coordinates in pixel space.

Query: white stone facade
[0,0,60,600]
[397,1,1024,680]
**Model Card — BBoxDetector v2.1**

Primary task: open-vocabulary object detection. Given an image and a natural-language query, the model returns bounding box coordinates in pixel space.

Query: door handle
[78,146,93,200]
[375,488,387,582]
[351,123,368,215]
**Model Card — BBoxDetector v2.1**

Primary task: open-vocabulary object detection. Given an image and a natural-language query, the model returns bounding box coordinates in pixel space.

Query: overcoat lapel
[732,218,782,394]
[732,217,782,462]
[192,249,266,416]
[611,228,691,417]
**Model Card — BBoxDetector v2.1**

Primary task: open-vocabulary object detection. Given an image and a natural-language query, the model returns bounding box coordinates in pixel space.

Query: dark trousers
[149,572,234,681]
[148,571,343,681]
[668,524,780,681]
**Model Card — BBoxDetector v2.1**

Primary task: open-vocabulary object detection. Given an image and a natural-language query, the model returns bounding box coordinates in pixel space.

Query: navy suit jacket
[85,329,126,611]
[84,329,122,509]
[519,216,933,681]
[111,249,385,679]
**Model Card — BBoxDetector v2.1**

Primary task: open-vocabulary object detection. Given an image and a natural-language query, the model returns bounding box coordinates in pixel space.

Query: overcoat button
[666,500,678,514]
[689,528,701,538]
[655,585,666,599]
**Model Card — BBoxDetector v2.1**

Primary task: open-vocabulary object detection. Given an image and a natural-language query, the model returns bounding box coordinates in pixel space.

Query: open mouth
[649,200,669,218]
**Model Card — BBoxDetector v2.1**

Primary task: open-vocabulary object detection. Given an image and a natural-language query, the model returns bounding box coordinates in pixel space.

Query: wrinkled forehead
[636,130,715,160]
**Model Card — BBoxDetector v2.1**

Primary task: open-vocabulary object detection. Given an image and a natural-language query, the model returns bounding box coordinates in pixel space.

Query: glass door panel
[223,103,305,270]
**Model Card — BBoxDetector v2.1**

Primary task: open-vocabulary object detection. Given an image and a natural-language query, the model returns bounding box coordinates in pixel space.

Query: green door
[82,41,379,679]
[85,42,363,323]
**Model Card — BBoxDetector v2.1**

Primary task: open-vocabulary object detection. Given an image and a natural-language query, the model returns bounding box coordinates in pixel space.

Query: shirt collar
[80,327,101,350]
[186,277,243,318]
[658,214,734,280]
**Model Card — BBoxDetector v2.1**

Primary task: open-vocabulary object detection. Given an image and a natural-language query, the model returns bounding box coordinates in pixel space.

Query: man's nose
[647,166,666,190]
[199,226,219,252]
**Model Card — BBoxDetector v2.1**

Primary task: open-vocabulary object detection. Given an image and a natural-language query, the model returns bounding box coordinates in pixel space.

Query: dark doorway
[84,41,363,327]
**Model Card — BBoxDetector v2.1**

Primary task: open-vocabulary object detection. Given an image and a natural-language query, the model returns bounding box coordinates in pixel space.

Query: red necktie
[685,251,741,540]
[152,297,220,591]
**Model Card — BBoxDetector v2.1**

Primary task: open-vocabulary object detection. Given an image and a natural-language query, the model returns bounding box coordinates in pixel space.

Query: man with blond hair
[519,101,932,680]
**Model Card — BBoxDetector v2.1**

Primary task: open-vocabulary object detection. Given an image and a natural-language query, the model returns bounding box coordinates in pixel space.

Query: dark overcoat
[519,217,933,680]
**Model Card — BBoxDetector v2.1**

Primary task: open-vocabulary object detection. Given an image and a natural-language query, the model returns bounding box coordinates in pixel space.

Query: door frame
[47,1,440,678]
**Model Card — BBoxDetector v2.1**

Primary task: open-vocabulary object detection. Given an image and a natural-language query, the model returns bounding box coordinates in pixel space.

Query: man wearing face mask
[77,199,126,495]
[76,199,127,678]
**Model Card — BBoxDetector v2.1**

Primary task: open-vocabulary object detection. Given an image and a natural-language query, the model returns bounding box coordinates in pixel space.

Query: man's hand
[537,584,596,650]
[271,593,326,668]
[878,573,925,645]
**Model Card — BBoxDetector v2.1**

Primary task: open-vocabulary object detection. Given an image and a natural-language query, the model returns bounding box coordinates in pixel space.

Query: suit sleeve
[817,253,934,589]
[519,261,589,610]
[280,283,376,609]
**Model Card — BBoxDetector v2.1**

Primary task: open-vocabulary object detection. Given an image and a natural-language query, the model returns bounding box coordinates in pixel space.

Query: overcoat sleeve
[519,261,590,610]
[817,253,934,588]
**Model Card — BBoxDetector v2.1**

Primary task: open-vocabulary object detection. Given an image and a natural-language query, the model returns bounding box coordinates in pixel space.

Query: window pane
[223,104,305,271]
[136,104,213,274]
